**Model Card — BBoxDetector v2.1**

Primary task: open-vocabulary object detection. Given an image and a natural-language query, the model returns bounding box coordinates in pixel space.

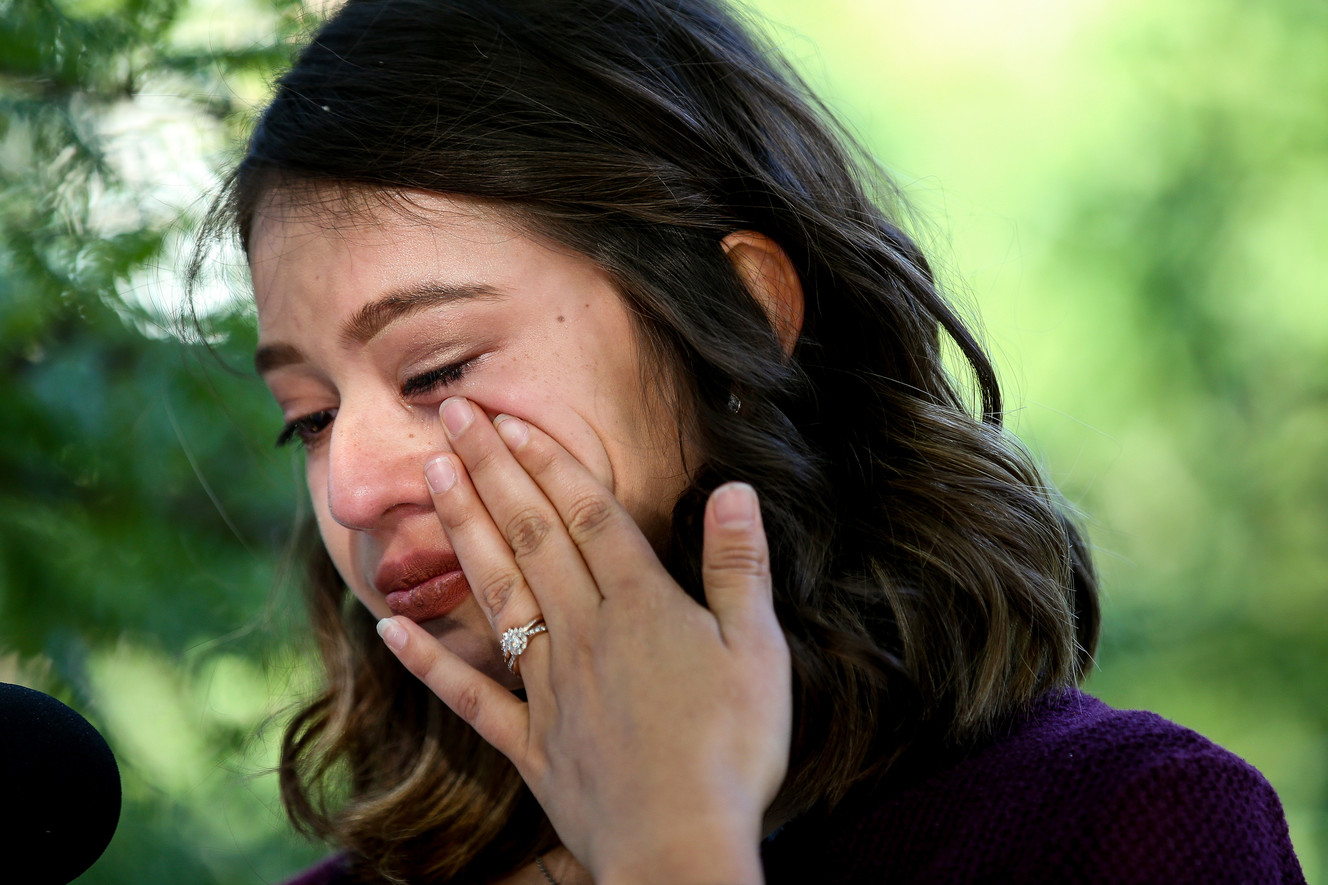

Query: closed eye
[273,361,470,449]
[401,360,471,398]
[275,409,337,449]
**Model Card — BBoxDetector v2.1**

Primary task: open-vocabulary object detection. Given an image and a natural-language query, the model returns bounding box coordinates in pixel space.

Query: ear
[721,231,805,358]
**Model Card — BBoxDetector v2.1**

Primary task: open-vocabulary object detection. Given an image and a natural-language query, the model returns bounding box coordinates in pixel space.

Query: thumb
[701,482,776,641]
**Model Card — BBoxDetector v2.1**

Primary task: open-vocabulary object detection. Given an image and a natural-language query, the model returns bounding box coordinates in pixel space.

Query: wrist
[592,824,764,885]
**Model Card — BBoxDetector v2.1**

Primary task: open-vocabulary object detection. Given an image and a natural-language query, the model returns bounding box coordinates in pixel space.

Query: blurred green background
[1,0,1324,881]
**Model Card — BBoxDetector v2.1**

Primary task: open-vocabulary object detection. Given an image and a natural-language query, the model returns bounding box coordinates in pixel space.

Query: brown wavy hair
[206,0,1100,881]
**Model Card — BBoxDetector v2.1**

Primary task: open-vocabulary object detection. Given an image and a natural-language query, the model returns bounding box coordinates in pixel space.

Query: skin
[251,190,689,684]
[252,188,793,884]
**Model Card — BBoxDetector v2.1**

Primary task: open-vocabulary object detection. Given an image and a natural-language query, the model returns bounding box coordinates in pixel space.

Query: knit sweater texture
[282,690,1306,884]
[761,689,1304,883]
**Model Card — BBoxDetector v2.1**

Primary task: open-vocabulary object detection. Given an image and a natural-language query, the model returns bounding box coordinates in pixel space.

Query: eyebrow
[253,281,504,376]
[254,341,303,375]
[341,281,504,346]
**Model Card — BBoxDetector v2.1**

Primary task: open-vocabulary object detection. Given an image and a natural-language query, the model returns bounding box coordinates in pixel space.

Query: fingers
[376,615,531,764]
[434,397,775,654]
[424,452,538,632]
[490,412,674,600]
[431,397,599,636]
[700,483,781,647]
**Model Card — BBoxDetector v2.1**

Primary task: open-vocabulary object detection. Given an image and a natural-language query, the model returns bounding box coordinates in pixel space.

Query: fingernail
[493,414,529,449]
[425,456,457,493]
[713,482,757,528]
[377,617,407,651]
[440,397,473,437]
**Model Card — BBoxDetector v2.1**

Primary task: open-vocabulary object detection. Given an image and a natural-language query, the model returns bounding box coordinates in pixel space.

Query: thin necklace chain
[534,855,559,885]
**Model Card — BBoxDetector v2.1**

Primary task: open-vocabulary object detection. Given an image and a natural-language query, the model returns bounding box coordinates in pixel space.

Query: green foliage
[1,0,322,881]
[1,0,1324,881]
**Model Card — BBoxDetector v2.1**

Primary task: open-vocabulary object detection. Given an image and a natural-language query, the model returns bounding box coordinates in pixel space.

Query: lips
[374,552,472,622]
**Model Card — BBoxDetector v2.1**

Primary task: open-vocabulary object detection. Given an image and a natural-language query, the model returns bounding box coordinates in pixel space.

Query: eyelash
[275,409,336,449]
[275,359,473,449]
[399,360,470,398]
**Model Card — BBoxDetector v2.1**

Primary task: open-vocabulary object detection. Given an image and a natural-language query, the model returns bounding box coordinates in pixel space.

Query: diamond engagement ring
[501,617,548,675]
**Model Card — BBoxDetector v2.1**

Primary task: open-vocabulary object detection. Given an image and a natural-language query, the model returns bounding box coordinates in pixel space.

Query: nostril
[322,411,447,532]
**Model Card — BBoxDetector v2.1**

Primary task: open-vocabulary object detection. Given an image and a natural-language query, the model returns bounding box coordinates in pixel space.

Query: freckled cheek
[305,464,329,530]
[470,361,618,489]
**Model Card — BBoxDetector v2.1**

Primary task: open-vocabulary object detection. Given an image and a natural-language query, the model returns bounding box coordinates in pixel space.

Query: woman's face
[250,190,689,683]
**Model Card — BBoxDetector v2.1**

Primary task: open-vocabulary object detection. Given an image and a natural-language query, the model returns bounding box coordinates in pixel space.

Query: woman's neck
[490,847,590,885]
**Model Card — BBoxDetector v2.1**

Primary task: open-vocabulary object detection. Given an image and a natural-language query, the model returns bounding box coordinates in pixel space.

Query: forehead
[246,185,646,365]
[248,187,537,318]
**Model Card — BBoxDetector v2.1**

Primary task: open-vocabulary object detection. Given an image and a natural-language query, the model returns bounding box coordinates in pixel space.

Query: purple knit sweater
[282,690,1305,884]
[762,690,1305,883]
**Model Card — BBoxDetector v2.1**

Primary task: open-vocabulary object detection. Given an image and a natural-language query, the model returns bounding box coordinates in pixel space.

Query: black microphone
[0,682,122,884]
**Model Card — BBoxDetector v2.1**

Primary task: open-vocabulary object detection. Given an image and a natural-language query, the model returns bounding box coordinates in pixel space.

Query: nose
[324,399,438,532]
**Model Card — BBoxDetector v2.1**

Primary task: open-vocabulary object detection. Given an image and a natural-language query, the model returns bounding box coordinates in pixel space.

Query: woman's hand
[376,396,792,885]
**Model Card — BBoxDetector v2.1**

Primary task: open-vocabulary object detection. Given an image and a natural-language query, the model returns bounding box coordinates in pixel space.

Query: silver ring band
[501,616,548,675]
